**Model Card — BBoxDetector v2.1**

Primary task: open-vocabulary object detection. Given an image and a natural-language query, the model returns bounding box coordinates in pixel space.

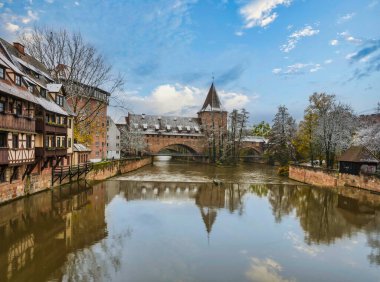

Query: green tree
[267,105,297,166]
[252,121,271,138]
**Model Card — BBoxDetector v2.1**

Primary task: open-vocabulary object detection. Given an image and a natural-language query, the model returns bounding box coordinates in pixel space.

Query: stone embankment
[289,164,380,192]
[0,157,152,205]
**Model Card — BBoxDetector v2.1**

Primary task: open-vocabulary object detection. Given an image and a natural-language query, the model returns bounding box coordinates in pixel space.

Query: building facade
[0,38,74,199]
[55,64,110,163]
[106,116,121,159]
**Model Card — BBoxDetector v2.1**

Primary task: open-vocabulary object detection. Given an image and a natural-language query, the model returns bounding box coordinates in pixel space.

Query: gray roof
[0,80,38,104]
[200,83,224,112]
[34,95,69,116]
[241,136,268,143]
[73,143,91,152]
[128,113,202,135]
[47,83,62,92]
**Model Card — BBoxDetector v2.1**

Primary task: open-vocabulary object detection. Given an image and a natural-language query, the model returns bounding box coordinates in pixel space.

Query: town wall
[0,157,152,205]
[289,164,380,192]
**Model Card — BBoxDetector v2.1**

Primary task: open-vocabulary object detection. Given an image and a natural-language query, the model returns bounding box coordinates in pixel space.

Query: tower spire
[199,81,223,112]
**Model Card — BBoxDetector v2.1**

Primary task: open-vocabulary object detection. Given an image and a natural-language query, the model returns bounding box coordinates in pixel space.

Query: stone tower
[198,83,228,161]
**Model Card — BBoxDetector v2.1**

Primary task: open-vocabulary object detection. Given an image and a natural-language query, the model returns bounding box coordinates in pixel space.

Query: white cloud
[281,25,319,52]
[337,13,355,24]
[5,22,19,32]
[240,0,292,29]
[22,10,39,24]
[338,31,362,44]
[309,64,321,72]
[329,39,339,46]
[0,3,4,8]
[74,1,79,6]
[117,84,250,116]
[219,90,252,110]
[245,257,295,282]
[273,62,323,75]
[324,59,333,64]
[285,231,323,256]
[235,31,244,36]
[45,0,54,3]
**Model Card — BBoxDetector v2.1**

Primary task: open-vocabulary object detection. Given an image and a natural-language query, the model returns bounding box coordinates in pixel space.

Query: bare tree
[308,93,357,169]
[20,27,124,144]
[118,124,147,157]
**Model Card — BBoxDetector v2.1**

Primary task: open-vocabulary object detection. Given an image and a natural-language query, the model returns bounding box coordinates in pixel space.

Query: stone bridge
[144,134,206,155]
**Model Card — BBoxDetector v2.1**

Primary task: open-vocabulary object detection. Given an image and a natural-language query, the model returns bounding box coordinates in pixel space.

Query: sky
[0,0,379,124]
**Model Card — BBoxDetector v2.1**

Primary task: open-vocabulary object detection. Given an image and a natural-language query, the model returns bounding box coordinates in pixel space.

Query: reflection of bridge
[120,181,246,238]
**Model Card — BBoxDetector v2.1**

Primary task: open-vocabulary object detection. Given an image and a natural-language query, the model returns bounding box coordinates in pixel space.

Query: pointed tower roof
[200,83,223,112]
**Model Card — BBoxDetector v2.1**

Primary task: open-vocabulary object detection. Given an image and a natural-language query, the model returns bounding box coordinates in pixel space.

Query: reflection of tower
[195,185,225,243]
[199,206,217,244]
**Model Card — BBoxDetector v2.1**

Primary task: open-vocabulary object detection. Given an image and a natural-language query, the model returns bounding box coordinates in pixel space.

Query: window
[15,75,21,86]
[0,101,4,113]
[0,67,4,79]
[56,95,64,106]
[0,132,6,147]
[26,135,32,148]
[16,103,22,115]
[68,118,72,128]
[116,135,120,139]
[40,88,46,98]
[116,151,119,154]
[12,134,19,149]
[57,137,61,148]
[116,143,119,147]
[68,138,72,147]
[28,85,34,93]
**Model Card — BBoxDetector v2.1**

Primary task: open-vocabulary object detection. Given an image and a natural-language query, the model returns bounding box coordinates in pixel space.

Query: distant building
[55,64,110,163]
[72,143,91,165]
[338,146,379,175]
[106,116,120,159]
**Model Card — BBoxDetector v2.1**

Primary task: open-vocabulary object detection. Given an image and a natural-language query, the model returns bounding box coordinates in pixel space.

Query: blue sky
[1,0,379,123]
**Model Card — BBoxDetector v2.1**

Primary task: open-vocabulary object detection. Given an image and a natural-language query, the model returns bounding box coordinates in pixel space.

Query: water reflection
[0,167,380,281]
[121,181,246,239]
[0,181,108,282]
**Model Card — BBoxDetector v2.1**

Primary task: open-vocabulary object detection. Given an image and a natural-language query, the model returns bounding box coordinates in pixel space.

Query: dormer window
[40,88,46,98]
[15,74,21,86]
[56,95,64,106]
[0,67,4,79]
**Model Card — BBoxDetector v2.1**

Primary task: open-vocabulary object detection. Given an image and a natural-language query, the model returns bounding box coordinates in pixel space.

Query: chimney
[13,42,25,55]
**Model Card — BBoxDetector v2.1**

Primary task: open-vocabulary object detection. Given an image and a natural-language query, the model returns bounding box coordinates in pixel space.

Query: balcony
[35,119,67,135]
[0,147,35,165]
[35,147,67,159]
[0,113,35,133]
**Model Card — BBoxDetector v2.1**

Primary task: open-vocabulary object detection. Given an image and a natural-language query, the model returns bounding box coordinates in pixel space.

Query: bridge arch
[157,144,198,155]
[146,135,205,155]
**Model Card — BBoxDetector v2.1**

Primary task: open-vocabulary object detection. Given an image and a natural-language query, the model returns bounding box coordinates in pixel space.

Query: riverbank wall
[289,164,380,192]
[0,157,152,205]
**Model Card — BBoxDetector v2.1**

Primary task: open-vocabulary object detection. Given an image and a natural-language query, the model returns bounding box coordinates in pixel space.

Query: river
[1,160,380,282]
